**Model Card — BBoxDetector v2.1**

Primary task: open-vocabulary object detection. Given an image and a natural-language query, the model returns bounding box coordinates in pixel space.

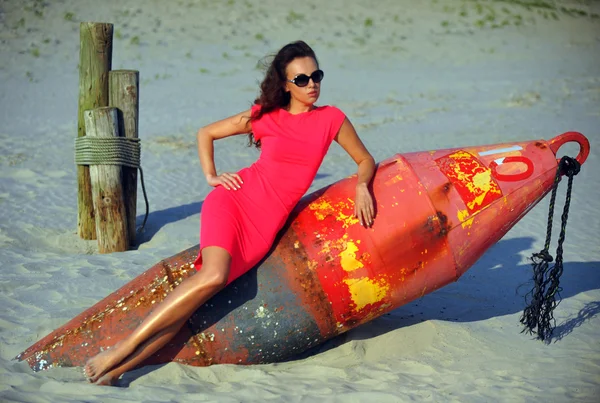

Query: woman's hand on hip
[355,183,375,227]
[207,173,243,190]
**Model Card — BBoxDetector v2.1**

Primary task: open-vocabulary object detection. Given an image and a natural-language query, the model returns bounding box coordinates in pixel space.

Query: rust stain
[22,260,198,371]
[277,229,339,339]
[424,211,452,238]
[126,85,136,98]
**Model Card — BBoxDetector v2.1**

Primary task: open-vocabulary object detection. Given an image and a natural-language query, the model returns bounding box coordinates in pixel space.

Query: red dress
[194,104,346,284]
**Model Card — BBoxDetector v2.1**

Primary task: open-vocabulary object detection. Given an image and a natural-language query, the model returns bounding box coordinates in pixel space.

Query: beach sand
[1,0,599,401]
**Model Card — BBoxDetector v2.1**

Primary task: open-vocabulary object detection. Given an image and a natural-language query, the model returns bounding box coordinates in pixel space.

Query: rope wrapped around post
[75,136,149,234]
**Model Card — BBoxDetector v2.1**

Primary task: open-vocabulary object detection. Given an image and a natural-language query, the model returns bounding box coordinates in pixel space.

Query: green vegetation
[24,0,45,18]
[286,11,304,24]
[496,0,597,18]
[14,17,25,29]
[441,0,598,31]
[353,37,367,46]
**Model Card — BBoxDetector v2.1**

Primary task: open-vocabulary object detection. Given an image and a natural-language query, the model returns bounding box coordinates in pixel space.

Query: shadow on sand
[132,201,204,247]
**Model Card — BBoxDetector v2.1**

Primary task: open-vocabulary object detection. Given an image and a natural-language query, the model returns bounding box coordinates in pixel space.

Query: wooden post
[84,107,129,253]
[77,22,113,240]
[109,70,140,246]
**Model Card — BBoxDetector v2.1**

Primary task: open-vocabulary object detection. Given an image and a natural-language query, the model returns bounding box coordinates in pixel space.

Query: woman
[84,40,376,385]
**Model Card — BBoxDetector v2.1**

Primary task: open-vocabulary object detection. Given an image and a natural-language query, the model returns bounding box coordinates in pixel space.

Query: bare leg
[84,247,231,383]
[94,318,187,385]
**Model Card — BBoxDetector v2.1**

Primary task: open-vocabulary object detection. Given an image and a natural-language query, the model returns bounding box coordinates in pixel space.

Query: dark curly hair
[248,41,319,149]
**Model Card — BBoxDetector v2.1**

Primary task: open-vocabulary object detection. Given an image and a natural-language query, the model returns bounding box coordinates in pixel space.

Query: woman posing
[84,40,376,385]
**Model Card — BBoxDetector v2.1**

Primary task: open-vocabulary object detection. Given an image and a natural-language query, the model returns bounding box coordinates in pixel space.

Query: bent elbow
[359,155,375,167]
[197,127,212,142]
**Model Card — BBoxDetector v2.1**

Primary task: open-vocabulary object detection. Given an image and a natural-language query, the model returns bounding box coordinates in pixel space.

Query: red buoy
[16,132,590,372]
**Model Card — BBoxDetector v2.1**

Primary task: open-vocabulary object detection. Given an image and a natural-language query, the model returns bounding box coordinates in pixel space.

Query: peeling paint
[338,241,364,272]
[336,210,359,228]
[309,198,359,228]
[344,277,390,311]
[436,150,502,214]
[457,209,473,229]
[466,170,497,211]
[309,199,334,220]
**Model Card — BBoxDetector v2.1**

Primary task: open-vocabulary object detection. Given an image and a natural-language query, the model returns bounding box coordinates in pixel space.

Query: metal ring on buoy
[548,131,590,166]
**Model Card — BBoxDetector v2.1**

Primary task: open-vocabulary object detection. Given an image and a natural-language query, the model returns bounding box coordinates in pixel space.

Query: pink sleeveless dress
[194,104,346,284]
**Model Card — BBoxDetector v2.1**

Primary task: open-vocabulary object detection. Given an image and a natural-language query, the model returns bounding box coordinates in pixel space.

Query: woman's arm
[197,109,252,190]
[334,118,376,227]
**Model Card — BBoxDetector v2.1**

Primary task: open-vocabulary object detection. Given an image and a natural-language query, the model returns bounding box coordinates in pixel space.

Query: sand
[0,0,599,401]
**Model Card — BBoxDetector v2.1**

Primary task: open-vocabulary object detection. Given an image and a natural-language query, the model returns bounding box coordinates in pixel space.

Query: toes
[85,363,96,376]
[83,369,95,383]
[84,363,101,382]
[83,364,94,378]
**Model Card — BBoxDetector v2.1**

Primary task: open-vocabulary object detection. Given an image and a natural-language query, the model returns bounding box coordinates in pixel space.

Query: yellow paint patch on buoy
[451,150,472,159]
[344,277,390,311]
[309,198,360,228]
[472,169,492,189]
[337,210,359,228]
[442,151,502,214]
[465,170,498,210]
[457,209,474,229]
[339,241,363,272]
[309,199,334,220]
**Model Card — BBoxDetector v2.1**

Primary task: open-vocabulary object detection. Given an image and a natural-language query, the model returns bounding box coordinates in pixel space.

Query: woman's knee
[198,246,232,289]
[204,268,229,289]
[189,266,228,293]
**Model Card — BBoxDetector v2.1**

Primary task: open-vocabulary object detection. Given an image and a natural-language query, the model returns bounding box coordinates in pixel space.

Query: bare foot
[83,342,129,383]
[94,372,118,386]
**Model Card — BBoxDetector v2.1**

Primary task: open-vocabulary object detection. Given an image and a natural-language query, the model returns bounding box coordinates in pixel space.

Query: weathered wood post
[109,70,140,245]
[77,22,113,240]
[84,107,129,253]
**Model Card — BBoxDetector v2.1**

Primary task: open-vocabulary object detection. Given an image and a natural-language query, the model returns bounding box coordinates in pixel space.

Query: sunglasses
[287,69,324,87]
